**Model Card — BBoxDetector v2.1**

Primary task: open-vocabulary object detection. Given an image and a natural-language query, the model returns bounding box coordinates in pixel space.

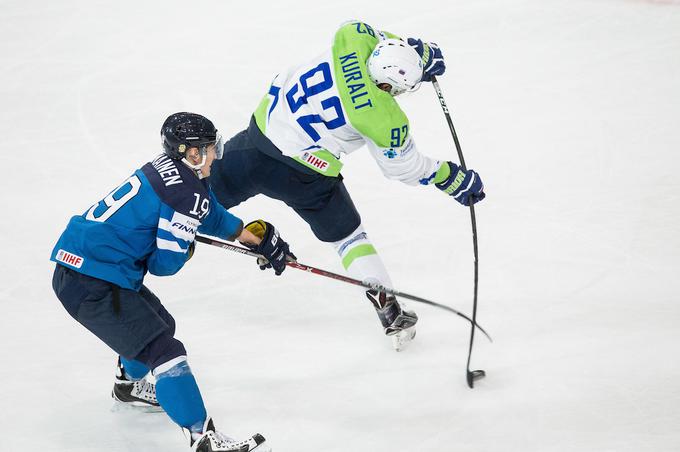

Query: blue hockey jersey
[50,154,244,290]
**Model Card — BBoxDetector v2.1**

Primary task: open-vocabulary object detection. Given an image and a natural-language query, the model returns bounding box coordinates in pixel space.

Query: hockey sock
[153,357,207,429]
[119,357,150,381]
[333,224,393,289]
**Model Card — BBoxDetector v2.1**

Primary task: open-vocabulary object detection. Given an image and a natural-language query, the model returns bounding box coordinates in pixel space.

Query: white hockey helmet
[367,38,424,96]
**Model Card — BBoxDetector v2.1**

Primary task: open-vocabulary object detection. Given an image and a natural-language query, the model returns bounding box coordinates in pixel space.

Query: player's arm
[357,102,441,186]
[197,191,244,241]
[368,20,446,82]
[338,20,401,41]
[199,191,296,275]
[147,203,197,276]
[339,20,445,82]
[365,132,442,186]
[364,121,485,205]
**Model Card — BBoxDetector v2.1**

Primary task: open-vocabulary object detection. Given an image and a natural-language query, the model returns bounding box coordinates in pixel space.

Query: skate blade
[110,399,164,413]
[391,327,416,352]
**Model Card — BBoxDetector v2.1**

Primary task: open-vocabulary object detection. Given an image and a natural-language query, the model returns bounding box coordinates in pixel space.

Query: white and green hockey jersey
[253,21,443,186]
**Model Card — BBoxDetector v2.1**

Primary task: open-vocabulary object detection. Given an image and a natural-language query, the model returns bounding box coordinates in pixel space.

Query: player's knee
[333,224,366,249]
[166,316,176,337]
[134,334,187,371]
[333,224,378,266]
[332,224,392,286]
[160,310,176,336]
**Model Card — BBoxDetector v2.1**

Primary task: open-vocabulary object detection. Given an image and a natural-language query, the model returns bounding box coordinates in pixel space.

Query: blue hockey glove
[435,161,485,206]
[244,220,296,276]
[407,38,445,82]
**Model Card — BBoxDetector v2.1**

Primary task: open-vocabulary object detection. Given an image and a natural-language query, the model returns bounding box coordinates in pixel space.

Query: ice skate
[366,290,418,351]
[186,417,270,452]
[111,358,163,412]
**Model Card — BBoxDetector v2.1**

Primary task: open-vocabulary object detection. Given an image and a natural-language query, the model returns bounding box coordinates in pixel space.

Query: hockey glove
[243,220,296,276]
[435,161,486,206]
[407,38,445,82]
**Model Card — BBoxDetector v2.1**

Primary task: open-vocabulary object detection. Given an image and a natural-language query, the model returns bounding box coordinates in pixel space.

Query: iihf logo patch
[56,249,84,268]
[301,152,329,172]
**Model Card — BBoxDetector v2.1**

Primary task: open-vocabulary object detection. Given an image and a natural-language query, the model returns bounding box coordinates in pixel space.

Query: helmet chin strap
[181,146,208,179]
[380,78,422,96]
[407,80,423,94]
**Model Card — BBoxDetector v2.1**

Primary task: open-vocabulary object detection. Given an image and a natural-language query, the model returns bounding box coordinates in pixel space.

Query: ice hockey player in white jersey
[50,112,294,451]
[210,20,485,350]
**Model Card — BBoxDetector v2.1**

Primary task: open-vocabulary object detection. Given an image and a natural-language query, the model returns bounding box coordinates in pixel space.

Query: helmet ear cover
[367,38,424,96]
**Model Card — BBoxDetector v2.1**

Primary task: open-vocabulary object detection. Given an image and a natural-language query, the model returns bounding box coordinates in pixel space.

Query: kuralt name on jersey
[338,52,372,110]
[331,22,410,148]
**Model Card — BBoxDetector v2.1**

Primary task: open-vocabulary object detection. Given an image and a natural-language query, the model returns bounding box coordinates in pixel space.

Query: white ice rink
[1,0,679,451]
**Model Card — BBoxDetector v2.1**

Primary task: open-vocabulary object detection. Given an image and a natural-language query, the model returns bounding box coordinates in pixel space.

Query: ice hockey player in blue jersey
[50,112,291,452]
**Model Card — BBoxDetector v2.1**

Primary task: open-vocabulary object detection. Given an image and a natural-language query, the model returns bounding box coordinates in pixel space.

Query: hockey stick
[195,234,492,342]
[431,76,486,388]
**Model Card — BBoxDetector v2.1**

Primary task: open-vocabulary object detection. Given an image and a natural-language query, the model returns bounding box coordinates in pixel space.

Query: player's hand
[435,161,485,206]
[243,220,296,276]
[407,38,445,82]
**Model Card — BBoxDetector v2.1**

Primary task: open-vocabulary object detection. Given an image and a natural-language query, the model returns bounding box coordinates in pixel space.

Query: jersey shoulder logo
[55,249,84,268]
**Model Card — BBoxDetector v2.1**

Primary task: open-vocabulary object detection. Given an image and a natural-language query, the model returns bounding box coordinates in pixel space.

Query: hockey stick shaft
[432,76,485,388]
[195,234,491,342]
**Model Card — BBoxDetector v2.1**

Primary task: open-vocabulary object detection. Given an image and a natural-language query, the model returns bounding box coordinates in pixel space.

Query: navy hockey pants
[52,264,185,370]
[210,118,361,243]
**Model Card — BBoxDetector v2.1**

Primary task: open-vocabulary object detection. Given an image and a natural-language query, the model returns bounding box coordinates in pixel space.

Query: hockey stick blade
[466,369,486,388]
[195,235,492,342]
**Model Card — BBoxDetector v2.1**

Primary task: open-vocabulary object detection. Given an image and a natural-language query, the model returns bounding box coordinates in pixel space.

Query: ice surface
[1,0,679,451]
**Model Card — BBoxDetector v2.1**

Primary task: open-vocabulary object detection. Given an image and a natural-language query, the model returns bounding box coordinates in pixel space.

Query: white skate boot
[185,417,270,452]
[111,358,163,412]
[366,290,418,351]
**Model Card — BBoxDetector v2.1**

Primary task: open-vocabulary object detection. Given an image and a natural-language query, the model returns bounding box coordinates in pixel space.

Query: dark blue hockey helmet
[161,112,223,162]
